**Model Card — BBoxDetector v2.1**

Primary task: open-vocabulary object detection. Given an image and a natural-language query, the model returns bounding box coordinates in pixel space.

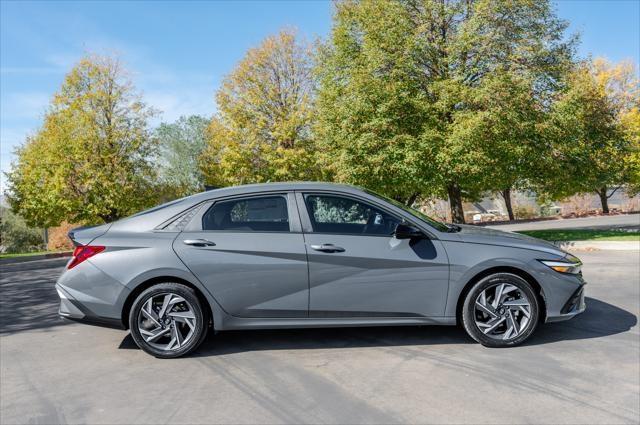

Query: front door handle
[310,244,345,253]
[183,239,216,247]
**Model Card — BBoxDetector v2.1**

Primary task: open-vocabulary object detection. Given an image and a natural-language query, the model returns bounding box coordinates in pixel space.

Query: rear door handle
[183,239,216,247]
[310,244,345,253]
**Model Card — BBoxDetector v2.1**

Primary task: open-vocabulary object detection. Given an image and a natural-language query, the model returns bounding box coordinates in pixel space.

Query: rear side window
[304,194,400,236]
[202,196,290,232]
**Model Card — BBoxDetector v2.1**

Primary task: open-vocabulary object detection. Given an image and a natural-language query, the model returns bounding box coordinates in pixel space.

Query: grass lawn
[518,229,640,242]
[0,250,68,259]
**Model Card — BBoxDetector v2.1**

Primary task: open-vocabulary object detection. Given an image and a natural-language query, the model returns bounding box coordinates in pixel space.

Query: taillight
[68,245,105,269]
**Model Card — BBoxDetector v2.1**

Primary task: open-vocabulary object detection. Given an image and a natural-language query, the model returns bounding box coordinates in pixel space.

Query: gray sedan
[56,182,586,358]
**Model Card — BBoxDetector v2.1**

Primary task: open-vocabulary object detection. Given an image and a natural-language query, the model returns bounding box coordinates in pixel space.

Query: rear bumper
[56,284,125,329]
[55,258,129,329]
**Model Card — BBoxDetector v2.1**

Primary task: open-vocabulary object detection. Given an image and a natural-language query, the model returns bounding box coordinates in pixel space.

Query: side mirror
[394,223,425,240]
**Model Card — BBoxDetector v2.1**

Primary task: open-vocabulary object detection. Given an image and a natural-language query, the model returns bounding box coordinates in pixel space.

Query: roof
[110,182,367,232]
[187,181,364,202]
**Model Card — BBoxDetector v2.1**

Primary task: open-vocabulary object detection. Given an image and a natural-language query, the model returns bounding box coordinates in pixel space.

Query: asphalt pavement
[1,252,639,424]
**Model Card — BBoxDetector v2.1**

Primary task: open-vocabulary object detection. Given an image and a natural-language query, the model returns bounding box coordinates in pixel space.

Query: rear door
[173,193,309,318]
[297,192,450,318]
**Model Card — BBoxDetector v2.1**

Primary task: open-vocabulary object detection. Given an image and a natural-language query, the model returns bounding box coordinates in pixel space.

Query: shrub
[0,207,46,253]
[513,205,537,220]
[47,222,75,251]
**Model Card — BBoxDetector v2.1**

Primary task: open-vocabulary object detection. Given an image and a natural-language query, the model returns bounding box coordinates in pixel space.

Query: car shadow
[118,324,475,354]
[524,297,638,346]
[118,297,637,355]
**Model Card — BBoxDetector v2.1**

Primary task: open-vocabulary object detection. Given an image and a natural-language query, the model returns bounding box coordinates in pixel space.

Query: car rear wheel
[129,283,208,358]
[462,273,539,347]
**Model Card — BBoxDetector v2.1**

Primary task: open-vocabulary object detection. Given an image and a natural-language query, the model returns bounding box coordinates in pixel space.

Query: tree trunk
[597,186,610,214]
[99,209,120,223]
[501,188,515,221]
[405,192,419,207]
[447,183,465,224]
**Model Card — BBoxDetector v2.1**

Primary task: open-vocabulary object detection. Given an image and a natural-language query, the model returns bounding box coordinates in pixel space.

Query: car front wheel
[462,273,539,347]
[129,283,208,358]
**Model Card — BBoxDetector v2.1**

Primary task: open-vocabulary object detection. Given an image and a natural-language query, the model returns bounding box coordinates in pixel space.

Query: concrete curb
[0,252,72,265]
[476,211,640,227]
[555,241,640,251]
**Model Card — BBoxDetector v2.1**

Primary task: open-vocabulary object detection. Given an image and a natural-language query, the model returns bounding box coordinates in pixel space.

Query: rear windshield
[129,197,188,218]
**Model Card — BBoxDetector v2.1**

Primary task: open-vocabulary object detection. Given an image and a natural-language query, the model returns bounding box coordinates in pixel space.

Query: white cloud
[0,126,34,192]
[0,92,50,120]
[0,10,221,187]
[43,52,83,70]
[1,126,33,147]
[138,69,217,123]
[0,92,50,187]
[145,87,215,124]
[0,67,63,75]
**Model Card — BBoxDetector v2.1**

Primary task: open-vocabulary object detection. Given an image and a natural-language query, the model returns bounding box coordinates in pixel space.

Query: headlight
[564,253,581,264]
[539,254,582,275]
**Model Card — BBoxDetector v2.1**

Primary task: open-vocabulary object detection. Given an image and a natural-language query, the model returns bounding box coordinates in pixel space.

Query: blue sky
[1,0,639,189]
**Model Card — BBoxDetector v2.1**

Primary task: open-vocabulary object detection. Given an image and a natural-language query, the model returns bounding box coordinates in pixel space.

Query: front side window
[202,196,289,232]
[363,189,450,232]
[304,194,400,236]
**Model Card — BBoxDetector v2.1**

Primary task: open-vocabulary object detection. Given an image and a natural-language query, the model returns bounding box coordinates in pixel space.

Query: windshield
[364,189,450,232]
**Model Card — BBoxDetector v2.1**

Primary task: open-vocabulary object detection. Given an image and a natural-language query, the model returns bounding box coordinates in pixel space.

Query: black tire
[461,273,539,347]
[129,282,209,358]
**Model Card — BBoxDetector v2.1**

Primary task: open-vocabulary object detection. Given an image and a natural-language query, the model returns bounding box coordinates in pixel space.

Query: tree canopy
[6,55,158,226]
[315,0,576,222]
[155,115,209,199]
[200,29,320,187]
[4,7,639,233]
[540,58,639,212]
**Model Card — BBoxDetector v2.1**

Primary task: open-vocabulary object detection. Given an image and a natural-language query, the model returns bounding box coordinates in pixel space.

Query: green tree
[621,107,640,195]
[609,60,640,197]
[541,59,638,213]
[454,72,546,220]
[316,0,575,222]
[200,30,319,187]
[155,115,209,198]
[314,2,437,205]
[5,55,158,227]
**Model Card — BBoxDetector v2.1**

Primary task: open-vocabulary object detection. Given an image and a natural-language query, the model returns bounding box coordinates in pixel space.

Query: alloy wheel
[137,292,197,351]
[473,283,532,341]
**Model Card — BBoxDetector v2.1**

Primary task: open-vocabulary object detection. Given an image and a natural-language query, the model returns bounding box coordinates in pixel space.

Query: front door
[173,193,309,318]
[298,193,450,318]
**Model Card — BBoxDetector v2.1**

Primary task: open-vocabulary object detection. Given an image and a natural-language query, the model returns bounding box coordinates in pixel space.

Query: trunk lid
[67,223,112,246]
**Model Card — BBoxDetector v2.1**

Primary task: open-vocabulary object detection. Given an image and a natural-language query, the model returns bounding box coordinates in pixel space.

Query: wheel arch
[455,266,547,324]
[121,276,215,330]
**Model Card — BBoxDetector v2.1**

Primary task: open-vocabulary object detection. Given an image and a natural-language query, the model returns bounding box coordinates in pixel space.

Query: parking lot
[1,251,638,424]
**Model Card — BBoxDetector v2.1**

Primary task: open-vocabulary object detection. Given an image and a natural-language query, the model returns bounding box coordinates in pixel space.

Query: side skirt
[216,316,456,331]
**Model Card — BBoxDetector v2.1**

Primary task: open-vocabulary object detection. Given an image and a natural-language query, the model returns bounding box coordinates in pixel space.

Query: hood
[453,224,565,256]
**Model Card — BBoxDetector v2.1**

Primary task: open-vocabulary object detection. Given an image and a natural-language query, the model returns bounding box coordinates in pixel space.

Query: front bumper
[546,285,586,322]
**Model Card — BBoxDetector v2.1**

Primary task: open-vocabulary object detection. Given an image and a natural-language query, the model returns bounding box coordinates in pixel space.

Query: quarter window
[304,194,400,236]
[202,196,289,232]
